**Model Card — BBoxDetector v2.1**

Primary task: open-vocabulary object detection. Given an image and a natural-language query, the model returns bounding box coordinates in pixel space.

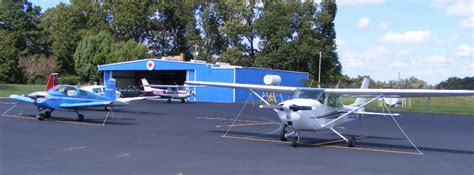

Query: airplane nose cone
[27,92,48,103]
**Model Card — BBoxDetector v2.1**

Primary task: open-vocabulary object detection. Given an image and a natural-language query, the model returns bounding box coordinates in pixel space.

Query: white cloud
[411,54,448,68]
[460,16,474,28]
[390,61,406,67]
[429,0,451,9]
[445,0,474,16]
[380,30,432,44]
[432,35,459,45]
[377,22,389,30]
[456,44,474,57]
[357,17,370,29]
[337,0,385,6]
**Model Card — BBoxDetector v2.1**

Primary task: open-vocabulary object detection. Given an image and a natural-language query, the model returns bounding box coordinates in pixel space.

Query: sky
[30,0,473,85]
[334,0,473,84]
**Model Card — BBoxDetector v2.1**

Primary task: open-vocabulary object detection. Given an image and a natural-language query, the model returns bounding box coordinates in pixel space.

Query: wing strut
[382,102,423,155]
[102,106,114,126]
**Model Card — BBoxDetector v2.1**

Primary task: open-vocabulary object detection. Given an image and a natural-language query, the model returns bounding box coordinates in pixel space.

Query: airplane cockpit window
[80,90,88,97]
[317,92,343,108]
[49,85,77,95]
[293,89,323,99]
[93,88,102,94]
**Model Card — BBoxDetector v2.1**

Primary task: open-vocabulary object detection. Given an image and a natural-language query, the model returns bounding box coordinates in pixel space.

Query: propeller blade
[259,105,284,110]
[288,104,314,111]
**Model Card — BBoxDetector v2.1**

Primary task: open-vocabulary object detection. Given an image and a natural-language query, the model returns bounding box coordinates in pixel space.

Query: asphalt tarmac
[0,98,473,175]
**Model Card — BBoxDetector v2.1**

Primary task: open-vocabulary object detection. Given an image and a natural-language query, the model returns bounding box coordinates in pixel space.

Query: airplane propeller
[259,104,314,112]
[288,104,313,111]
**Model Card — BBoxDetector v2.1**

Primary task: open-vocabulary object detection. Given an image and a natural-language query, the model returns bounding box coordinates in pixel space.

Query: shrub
[59,75,81,85]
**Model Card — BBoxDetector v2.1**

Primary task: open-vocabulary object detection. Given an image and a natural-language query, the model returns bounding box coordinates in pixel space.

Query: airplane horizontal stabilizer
[354,111,400,117]
[116,97,147,103]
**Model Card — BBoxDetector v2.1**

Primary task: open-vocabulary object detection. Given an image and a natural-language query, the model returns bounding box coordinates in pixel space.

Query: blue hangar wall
[97,59,309,103]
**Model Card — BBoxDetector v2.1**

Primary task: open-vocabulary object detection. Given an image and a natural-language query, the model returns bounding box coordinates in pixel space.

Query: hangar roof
[97,58,308,75]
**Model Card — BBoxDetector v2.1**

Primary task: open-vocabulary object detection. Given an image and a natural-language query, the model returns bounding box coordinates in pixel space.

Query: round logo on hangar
[146,60,155,71]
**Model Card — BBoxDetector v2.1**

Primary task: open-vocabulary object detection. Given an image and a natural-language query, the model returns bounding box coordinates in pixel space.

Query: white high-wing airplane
[186,78,474,147]
[141,78,196,103]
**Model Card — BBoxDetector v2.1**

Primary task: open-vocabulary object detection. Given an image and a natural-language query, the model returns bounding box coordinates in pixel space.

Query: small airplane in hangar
[9,77,144,121]
[186,77,474,148]
[141,78,196,103]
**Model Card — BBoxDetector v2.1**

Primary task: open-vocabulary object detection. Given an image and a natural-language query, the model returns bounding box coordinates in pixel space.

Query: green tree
[0,0,43,83]
[105,1,153,43]
[254,1,297,69]
[437,77,474,90]
[108,40,148,63]
[74,31,113,82]
[149,1,200,60]
[0,32,22,83]
[41,3,82,73]
[41,1,108,73]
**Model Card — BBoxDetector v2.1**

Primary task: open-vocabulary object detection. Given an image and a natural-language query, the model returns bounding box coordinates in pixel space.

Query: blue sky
[31,0,473,84]
[334,0,473,84]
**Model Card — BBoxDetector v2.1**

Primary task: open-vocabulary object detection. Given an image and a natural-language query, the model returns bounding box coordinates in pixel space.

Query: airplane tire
[167,99,171,103]
[36,115,45,121]
[77,114,85,121]
[44,111,51,118]
[280,125,287,141]
[291,136,299,147]
[181,99,185,103]
[348,136,356,147]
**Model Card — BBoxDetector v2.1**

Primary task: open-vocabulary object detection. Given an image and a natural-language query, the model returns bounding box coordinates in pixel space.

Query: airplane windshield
[292,89,323,99]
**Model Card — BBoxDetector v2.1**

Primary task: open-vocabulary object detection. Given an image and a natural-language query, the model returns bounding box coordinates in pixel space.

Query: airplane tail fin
[105,78,117,101]
[45,73,59,91]
[351,77,370,107]
[141,78,153,92]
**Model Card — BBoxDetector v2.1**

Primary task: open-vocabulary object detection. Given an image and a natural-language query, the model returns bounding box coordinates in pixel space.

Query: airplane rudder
[45,73,59,91]
[141,78,152,91]
[105,78,117,101]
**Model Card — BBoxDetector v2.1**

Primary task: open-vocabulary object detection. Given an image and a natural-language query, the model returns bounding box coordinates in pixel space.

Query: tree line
[0,0,341,85]
[333,76,474,90]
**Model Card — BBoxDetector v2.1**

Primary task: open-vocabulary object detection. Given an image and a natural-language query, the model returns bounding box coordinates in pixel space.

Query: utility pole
[318,51,322,88]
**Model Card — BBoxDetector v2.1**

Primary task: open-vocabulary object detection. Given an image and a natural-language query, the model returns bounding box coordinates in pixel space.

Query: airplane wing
[148,84,201,88]
[324,89,474,97]
[9,95,35,103]
[185,81,474,97]
[185,81,297,94]
[60,101,112,108]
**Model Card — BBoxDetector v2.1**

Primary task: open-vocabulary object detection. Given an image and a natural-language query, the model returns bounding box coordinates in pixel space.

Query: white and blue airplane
[10,78,143,121]
[186,78,474,148]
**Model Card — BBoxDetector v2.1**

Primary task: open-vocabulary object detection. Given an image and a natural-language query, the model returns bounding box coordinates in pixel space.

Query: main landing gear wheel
[348,136,356,147]
[36,114,45,121]
[291,135,300,147]
[43,110,52,118]
[181,99,185,103]
[77,114,85,121]
[167,99,172,103]
[280,125,288,141]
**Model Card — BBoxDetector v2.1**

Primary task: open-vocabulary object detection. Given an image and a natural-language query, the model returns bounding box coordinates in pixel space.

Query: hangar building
[97,59,309,102]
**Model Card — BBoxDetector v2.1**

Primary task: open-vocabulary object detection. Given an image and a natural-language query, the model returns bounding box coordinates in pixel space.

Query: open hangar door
[112,70,187,90]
